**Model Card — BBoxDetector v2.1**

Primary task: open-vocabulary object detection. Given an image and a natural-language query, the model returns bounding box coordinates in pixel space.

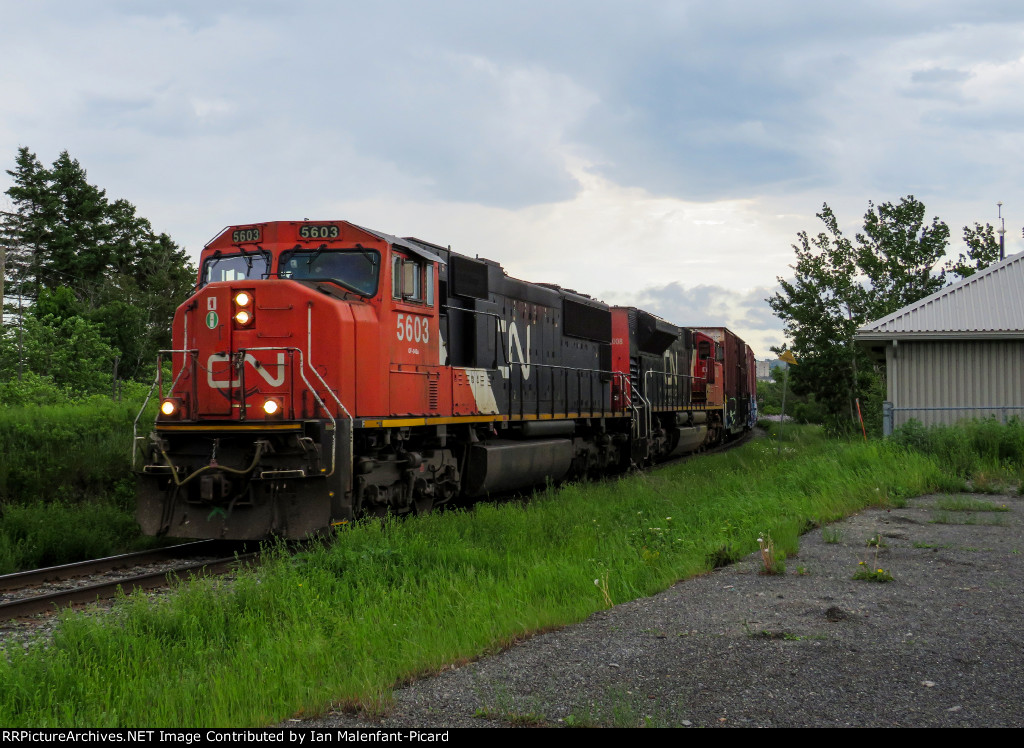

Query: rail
[503,359,632,421]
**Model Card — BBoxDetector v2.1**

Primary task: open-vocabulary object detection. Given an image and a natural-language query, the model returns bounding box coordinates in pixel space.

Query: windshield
[279,249,380,296]
[201,251,270,286]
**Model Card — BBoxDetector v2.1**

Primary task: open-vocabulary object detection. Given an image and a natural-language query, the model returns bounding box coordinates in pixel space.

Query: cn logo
[206,353,286,389]
[497,320,531,381]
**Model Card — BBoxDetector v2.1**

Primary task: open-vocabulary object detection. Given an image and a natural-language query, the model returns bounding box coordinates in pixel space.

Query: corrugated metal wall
[887,340,1024,428]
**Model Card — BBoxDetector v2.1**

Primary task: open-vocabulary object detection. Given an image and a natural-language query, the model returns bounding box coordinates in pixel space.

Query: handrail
[500,359,630,418]
[132,349,197,469]
[642,368,701,439]
[134,344,351,479]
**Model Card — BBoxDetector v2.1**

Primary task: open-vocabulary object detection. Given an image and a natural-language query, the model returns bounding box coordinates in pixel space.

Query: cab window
[279,249,380,296]
[393,255,434,305]
[201,251,270,286]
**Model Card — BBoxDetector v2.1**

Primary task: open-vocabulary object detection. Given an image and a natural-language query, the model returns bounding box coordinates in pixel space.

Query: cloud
[3,0,1024,308]
[618,282,784,358]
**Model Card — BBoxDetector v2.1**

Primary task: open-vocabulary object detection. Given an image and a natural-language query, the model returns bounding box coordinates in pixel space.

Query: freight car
[134,220,756,540]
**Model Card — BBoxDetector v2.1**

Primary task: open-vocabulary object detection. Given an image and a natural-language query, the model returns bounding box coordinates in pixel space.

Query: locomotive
[134,220,756,540]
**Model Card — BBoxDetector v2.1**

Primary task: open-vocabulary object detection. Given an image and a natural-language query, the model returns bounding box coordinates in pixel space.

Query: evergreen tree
[1,146,197,388]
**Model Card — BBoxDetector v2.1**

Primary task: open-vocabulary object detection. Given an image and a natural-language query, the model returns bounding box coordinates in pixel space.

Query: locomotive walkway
[295,490,1024,728]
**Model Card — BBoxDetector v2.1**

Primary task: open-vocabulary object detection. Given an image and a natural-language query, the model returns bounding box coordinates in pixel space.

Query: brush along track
[0,541,257,620]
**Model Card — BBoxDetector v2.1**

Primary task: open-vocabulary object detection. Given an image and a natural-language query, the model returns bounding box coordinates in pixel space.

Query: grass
[0,397,164,572]
[0,398,153,504]
[0,426,952,727]
[929,512,1007,526]
[0,420,1021,727]
[934,497,1010,512]
[565,688,671,728]
[0,491,155,574]
[822,527,843,544]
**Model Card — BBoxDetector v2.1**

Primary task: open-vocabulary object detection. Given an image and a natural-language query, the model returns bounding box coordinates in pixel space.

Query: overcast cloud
[3,1,1024,355]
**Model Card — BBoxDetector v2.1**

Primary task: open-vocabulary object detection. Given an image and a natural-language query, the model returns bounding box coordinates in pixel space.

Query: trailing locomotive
[134,220,756,539]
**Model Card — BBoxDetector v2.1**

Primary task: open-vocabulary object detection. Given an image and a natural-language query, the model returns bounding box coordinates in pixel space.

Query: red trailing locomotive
[134,220,756,539]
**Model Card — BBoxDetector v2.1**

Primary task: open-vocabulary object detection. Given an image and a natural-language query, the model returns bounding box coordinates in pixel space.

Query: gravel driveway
[299,490,1024,728]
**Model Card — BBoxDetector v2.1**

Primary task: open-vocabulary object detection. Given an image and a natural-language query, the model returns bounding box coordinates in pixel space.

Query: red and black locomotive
[134,220,756,539]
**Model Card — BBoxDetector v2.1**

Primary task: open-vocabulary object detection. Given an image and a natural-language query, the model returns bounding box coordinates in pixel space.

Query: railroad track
[0,541,257,620]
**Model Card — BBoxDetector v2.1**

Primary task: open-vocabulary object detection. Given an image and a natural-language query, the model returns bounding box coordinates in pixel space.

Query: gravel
[296,490,1024,728]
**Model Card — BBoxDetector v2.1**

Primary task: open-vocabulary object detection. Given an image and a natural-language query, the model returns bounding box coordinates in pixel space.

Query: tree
[2,147,197,384]
[768,196,998,434]
[768,203,870,431]
[947,222,1001,279]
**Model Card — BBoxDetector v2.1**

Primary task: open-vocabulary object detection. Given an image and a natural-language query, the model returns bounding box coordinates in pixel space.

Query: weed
[822,527,843,544]
[852,563,894,583]
[594,572,613,608]
[568,689,667,728]
[795,566,809,576]
[855,525,893,582]
[757,532,785,575]
[474,707,546,725]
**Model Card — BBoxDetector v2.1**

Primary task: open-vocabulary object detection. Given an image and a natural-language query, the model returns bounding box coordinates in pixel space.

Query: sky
[3,0,1024,356]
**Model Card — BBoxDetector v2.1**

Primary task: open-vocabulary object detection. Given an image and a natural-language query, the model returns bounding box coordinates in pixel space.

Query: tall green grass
[0,397,160,572]
[0,398,147,503]
[892,417,1024,488]
[0,427,955,727]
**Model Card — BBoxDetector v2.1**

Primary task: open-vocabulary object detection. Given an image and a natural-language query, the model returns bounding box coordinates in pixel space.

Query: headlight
[262,398,280,416]
[233,290,254,327]
[160,399,179,417]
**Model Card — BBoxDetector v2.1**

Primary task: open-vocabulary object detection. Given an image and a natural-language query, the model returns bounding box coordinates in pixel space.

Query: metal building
[856,251,1024,435]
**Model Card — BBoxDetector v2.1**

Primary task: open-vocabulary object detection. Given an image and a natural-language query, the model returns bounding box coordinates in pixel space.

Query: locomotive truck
[134,220,755,539]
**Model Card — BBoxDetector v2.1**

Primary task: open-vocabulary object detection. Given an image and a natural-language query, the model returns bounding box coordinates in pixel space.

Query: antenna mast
[997,202,1006,261]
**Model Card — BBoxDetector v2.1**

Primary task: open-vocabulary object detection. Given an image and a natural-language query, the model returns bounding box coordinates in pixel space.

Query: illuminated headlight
[233,289,254,326]
[262,398,280,416]
[160,399,179,417]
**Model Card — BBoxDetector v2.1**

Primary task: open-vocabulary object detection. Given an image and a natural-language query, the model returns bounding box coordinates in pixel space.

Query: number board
[231,227,261,243]
[299,224,341,240]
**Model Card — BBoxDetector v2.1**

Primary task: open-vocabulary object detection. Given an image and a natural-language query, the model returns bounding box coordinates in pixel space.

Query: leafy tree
[0,304,118,397]
[947,222,1001,279]
[768,196,998,434]
[855,196,950,315]
[768,203,871,431]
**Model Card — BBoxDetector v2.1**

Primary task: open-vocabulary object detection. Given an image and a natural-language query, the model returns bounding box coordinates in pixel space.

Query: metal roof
[856,250,1024,340]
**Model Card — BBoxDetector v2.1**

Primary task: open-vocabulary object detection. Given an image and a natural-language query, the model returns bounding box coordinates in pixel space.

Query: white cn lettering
[499,321,531,380]
[206,353,286,389]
